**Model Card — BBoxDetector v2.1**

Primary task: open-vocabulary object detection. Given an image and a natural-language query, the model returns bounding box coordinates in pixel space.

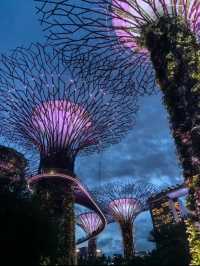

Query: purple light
[112,0,200,54]
[168,187,189,199]
[112,0,149,54]
[78,212,103,235]
[0,162,14,171]
[109,198,141,222]
[32,100,92,146]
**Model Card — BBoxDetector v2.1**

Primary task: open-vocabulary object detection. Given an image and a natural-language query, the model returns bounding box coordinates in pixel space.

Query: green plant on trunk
[140,16,200,265]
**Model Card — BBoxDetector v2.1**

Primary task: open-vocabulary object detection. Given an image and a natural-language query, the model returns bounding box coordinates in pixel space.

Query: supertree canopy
[92,181,157,260]
[34,1,200,263]
[77,212,103,238]
[77,211,103,257]
[0,43,137,169]
[0,43,137,265]
[35,0,156,94]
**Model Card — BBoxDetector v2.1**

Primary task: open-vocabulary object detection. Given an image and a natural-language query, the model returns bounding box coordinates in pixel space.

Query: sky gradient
[0,0,184,255]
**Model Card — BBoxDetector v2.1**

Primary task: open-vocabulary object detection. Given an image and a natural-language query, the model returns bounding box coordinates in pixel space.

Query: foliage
[140,15,200,266]
[0,145,27,179]
[78,255,108,266]
[186,219,200,266]
[0,184,58,266]
[148,223,190,266]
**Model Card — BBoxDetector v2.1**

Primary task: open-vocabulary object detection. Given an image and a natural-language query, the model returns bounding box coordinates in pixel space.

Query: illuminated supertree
[91,181,157,260]
[77,211,103,258]
[0,43,137,265]
[34,1,200,262]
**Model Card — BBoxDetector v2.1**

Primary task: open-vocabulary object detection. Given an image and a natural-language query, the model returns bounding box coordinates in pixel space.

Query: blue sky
[0,0,184,255]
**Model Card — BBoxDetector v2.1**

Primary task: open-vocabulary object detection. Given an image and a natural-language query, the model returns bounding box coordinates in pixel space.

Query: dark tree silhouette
[0,190,58,266]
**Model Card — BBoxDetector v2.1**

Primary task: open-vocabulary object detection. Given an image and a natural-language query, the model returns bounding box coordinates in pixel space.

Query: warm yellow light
[49,170,55,175]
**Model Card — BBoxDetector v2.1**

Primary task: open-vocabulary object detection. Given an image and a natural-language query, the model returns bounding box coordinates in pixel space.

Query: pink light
[78,212,103,235]
[31,100,92,146]
[112,0,149,54]
[168,187,188,198]
[0,162,14,171]
[109,198,141,222]
[112,0,200,53]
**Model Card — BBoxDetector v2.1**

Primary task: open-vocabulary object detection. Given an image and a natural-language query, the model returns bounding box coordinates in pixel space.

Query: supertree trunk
[119,222,134,260]
[61,185,75,265]
[36,180,76,265]
[88,237,97,258]
[142,17,200,264]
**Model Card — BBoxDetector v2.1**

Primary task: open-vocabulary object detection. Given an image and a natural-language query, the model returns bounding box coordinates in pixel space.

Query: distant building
[76,247,88,260]
[76,246,102,260]
[148,184,188,231]
[135,251,149,257]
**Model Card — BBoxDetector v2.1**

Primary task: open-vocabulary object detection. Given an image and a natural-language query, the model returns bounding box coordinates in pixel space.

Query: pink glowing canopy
[77,212,103,235]
[31,100,92,146]
[112,0,200,53]
[109,198,141,222]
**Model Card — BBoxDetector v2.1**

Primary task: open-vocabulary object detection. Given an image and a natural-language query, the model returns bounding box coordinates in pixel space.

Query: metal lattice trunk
[120,222,134,260]
[88,237,97,258]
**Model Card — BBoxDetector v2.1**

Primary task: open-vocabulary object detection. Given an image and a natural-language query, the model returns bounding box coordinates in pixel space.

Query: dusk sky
[0,0,184,255]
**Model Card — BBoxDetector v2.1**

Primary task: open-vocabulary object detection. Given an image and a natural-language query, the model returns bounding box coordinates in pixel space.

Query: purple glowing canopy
[34,0,200,95]
[109,198,141,222]
[0,43,137,161]
[35,0,200,56]
[77,211,103,235]
[112,0,200,54]
[91,181,158,224]
[33,0,200,97]
[32,100,93,147]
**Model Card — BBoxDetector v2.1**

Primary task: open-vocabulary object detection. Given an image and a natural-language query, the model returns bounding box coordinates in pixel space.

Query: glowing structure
[0,43,137,265]
[92,181,157,260]
[148,184,189,231]
[77,212,103,258]
[35,2,200,263]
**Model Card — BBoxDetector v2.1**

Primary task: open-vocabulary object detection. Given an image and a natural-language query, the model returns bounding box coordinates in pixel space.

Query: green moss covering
[141,15,200,265]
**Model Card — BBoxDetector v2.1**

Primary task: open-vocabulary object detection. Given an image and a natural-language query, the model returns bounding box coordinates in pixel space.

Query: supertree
[34,1,200,262]
[0,43,137,265]
[77,211,103,258]
[91,181,157,260]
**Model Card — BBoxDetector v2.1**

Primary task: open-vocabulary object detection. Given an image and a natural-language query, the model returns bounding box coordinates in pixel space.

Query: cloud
[76,94,183,254]
[76,94,182,188]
